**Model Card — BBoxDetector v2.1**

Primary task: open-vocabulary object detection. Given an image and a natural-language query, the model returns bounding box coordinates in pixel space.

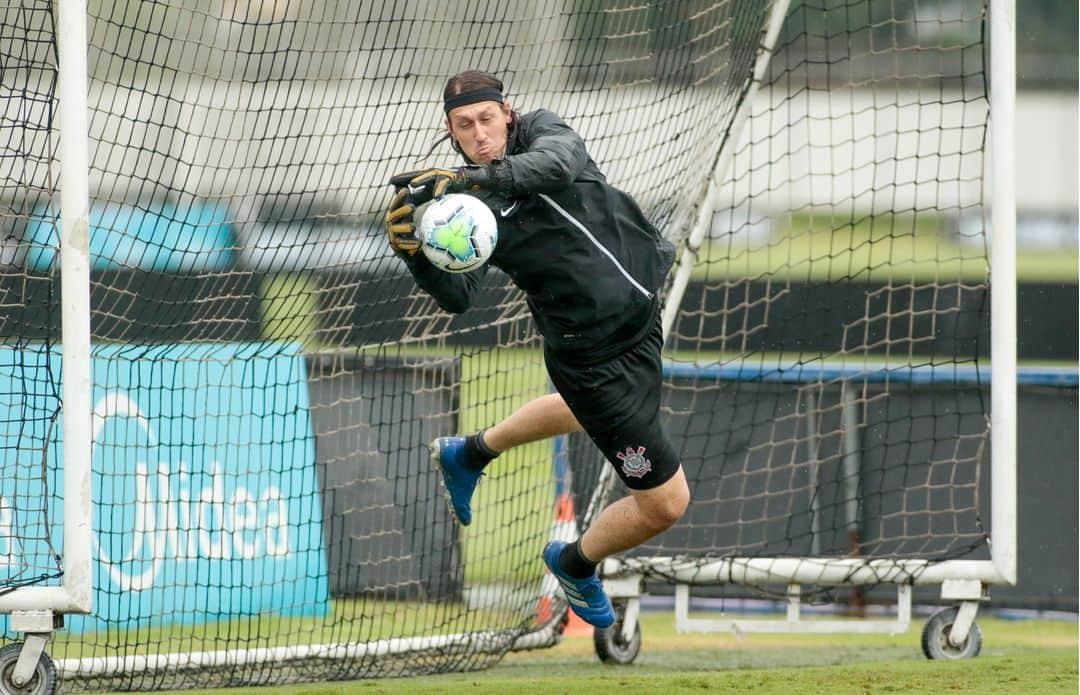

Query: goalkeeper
[386,70,689,630]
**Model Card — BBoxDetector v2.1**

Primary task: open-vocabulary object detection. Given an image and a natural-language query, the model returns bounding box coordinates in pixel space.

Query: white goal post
[0,1,92,689]
[0,0,93,619]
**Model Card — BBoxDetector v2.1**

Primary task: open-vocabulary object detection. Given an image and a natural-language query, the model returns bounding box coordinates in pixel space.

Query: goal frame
[14,0,1016,677]
[602,0,1017,640]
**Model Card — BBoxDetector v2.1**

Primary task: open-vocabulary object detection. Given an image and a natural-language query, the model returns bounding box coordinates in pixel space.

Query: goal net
[571,0,994,602]
[1,2,66,597]
[0,0,997,689]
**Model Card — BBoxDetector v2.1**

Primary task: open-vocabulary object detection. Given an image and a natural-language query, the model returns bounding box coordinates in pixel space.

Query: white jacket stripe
[538,193,653,300]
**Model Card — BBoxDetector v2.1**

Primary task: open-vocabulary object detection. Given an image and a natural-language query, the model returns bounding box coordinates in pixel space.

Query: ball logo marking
[419,194,498,273]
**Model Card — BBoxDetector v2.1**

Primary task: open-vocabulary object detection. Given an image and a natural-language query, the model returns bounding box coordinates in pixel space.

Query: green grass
[94,613,1077,694]
[46,599,527,661]
[457,347,554,586]
[259,273,321,343]
[698,214,1078,283]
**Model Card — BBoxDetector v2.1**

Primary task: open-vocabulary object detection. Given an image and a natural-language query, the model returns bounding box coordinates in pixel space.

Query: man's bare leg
[479,393,690,557]
[481,392,583,453]
[578,466,690,561]
[542,467,690,628]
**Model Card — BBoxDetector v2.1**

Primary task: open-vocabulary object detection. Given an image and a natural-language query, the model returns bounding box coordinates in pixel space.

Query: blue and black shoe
[542,540,615,629]
[431,436,483,526]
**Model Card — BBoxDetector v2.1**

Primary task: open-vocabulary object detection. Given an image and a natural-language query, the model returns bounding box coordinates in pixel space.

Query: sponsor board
[0,343,328,630]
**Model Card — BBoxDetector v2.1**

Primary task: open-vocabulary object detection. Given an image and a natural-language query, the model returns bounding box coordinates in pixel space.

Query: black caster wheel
[921,607,983,660]
[0,643,57,695]
[593,600,642,665]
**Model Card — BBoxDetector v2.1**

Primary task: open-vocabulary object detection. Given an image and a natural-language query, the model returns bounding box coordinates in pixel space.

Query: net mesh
[622,0,991,581]
[0,0,992,689]
[0,1,64,596]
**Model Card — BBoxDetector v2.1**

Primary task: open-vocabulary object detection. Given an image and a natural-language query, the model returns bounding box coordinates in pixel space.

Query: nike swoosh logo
[407,184,425,196]
[500,201,520,217]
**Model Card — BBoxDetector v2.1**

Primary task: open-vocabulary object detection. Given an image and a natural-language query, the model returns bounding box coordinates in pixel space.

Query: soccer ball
[418,194,498,273]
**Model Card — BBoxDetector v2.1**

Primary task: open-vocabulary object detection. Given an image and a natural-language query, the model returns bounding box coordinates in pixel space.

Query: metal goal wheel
[921,607,983,660]
[0,642,57,695]
[593,599,642,665]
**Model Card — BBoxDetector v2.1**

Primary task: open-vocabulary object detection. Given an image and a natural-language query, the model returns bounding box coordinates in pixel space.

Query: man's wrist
[458,162,511,194]
[456,165,492,190]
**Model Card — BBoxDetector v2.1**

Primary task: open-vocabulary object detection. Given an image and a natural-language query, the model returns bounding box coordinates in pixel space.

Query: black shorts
[544,314,680,490]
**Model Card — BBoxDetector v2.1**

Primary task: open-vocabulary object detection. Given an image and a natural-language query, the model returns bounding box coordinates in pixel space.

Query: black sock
[558,539,597,579]
[464,429,499,472]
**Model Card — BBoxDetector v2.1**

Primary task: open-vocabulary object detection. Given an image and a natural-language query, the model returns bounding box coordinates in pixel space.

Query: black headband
[444,87,504,114]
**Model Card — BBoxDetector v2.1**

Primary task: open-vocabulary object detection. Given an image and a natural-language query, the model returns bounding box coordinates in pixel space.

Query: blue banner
[25,201,235,272]
[0,343,328,631]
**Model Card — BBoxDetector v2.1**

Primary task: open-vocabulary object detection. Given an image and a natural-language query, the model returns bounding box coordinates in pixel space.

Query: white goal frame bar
[0,0,93,617]
[56,623,562,678]
[637,0,1017,596]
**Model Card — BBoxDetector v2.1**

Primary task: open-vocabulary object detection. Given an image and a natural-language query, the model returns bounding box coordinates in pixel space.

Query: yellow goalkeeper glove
[384,188,419,256]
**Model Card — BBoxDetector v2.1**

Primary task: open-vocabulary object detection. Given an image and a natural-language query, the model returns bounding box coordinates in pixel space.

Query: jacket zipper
[537,193,654,300]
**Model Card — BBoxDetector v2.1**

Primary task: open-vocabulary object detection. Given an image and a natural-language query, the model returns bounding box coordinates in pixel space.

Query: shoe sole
[430,438,470,526]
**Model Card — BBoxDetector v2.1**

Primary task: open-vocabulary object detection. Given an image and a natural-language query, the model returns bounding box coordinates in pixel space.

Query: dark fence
[565,374,1078,611]
[306,353,464,600]
[5,272,1075,362]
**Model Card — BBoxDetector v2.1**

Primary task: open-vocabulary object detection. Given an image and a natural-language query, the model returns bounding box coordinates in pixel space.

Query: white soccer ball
[418,193,498,273]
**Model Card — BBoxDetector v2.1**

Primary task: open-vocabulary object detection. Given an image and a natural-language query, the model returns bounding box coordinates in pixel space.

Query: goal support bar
[661,0,792,339]
[601,557,1011,587]
[55,623,562,678]
[674,583,913,636]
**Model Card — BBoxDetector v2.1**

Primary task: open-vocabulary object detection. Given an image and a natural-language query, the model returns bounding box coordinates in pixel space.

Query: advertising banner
[0,343,328,631]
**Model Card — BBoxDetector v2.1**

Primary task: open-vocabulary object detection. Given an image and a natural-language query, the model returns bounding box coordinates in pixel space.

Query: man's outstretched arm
[391,110,591,201]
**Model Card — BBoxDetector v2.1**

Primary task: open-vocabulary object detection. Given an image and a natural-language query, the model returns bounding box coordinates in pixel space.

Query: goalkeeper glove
[388,166,497,206]
[385,188,420,256]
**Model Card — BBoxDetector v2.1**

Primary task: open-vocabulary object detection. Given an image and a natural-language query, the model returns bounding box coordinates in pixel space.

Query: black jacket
[401,109,675,362]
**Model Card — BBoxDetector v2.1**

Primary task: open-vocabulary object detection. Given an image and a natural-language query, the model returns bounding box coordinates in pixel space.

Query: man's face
[446,100,512,165]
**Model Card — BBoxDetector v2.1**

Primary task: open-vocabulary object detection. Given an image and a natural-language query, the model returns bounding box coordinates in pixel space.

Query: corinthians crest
[616,445,652,479]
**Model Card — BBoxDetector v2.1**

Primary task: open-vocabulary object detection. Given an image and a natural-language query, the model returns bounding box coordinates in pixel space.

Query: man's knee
[635,470,690,530]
